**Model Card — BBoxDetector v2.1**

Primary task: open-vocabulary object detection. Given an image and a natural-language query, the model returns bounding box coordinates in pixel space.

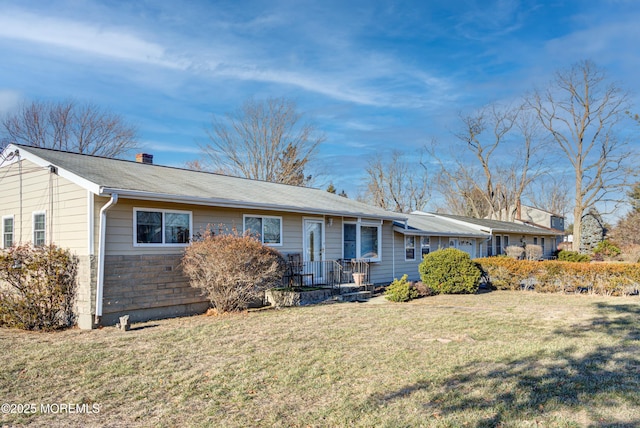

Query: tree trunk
[573,205,583,253]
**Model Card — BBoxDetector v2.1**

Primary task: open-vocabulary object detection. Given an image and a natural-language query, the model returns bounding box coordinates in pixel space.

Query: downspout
[95,193,118,325]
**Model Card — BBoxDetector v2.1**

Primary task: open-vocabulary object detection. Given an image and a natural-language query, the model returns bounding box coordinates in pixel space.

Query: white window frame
[243,214,283,246]
[420,236,430,257]
[342,220,382,262]
[405,236,416,261]
[33,211,46,246]
[133,208,192,247]
[2,215,14,249]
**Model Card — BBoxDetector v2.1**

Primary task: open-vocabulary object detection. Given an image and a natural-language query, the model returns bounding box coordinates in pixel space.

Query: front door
[304,219,324,283]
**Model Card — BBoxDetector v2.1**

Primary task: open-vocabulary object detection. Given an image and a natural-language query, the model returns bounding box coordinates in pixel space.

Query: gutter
[99,187,407,222]
[95,193,118,325]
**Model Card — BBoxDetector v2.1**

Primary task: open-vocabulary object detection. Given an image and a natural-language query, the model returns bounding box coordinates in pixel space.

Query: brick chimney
[135,153,153,164]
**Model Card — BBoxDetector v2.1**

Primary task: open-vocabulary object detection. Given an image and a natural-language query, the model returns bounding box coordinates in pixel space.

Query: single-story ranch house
[0,145,561,329]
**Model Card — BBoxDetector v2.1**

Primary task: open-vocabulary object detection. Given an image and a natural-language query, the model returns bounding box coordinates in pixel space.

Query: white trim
[343,220,382,262]
[420,236,430,258]
[243,214,283,246]
[2,215,14,249]
[302,217,325,263]
[32,211,46,246]
[6,144,101,194]
[87,192,94,255]
[133,207,193,247]
[404,235,416,261]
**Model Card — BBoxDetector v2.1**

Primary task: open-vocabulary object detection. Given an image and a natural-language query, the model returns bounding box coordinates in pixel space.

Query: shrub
[419,248,482,294]
[183,227,286,312]
[476,257,640,296]
[619,244,640,264]
[0,244,78,331]
[525,244,543,261]
[593,240,621,259]
[505,245,524,259]
[384,274,418,302]
[557,250,591,263]
[411,281,435,297]
[474,257,540,290]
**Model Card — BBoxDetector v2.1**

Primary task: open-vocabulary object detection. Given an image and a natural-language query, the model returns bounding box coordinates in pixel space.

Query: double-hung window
[420,236,430,257]
[343,221,382,262]
[2,216,14,248]
[405,236,416,261]
[33,212,46,246]
[243,215,282,245]
[134,208,191,246]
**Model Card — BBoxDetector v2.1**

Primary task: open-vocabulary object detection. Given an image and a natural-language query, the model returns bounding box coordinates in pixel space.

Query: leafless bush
[619,244,640,263]
[525,244,543,261]
[505,245,525,259]
[0,244,78,331]
[182,226,286,312]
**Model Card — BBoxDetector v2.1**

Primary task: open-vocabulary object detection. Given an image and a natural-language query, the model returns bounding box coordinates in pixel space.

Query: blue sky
[1,0,639,200]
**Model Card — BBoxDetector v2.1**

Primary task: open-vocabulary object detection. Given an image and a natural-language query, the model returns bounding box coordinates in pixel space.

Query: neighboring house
[1,144,410,329]
[490,202,566,248]
[414,212,561,259]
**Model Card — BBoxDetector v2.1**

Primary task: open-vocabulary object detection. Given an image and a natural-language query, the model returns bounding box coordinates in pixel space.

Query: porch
[282,256,374,298]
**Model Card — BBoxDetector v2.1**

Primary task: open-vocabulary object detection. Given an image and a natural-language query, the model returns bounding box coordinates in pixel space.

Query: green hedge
[476,257,640,296]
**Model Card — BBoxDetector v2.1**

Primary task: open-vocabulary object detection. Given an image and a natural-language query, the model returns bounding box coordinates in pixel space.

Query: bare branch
[1,99,138,158]
[201,97,324,186]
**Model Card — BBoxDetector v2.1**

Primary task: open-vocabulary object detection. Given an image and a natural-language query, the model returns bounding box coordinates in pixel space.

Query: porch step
[336,291,372,302]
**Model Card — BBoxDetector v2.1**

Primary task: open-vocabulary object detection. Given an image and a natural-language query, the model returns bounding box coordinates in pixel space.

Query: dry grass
[1,291,639,427]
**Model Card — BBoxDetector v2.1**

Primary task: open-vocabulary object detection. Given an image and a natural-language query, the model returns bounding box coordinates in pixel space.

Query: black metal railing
[282,257,371,292]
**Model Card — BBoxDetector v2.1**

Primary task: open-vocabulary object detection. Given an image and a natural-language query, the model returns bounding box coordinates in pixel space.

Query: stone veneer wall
[75,255,97,330]
[101,254,209,325]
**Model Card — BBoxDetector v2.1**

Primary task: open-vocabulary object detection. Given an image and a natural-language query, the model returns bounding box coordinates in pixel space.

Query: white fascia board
[100,187,408,222]
[393,225,487,238]
[8,144,101,194]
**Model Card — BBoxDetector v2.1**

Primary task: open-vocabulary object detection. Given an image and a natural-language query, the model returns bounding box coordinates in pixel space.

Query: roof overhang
[393,225,487,238]
[3,144,102,194]
[100,187,408,221]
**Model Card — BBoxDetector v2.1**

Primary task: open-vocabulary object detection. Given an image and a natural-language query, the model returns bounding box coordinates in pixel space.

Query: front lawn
[1,291,639,427]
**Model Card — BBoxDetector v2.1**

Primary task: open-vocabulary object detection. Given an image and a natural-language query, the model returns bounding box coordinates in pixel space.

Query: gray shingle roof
[15,145,406,220]
[432,212,560,235]
[394,213,487,237]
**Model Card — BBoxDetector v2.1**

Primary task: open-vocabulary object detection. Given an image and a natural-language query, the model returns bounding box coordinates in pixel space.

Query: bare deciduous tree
[1,100,138,158]
[362,150,431,213]
[529,60,634,252]
[201,97,324,186]
[525,175,572,218]
[432,103,543,220]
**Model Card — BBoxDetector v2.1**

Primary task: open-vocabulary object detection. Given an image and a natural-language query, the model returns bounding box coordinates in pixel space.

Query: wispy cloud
[0,9,186,69]
[0,5,455,109]
[0,89,21,115]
